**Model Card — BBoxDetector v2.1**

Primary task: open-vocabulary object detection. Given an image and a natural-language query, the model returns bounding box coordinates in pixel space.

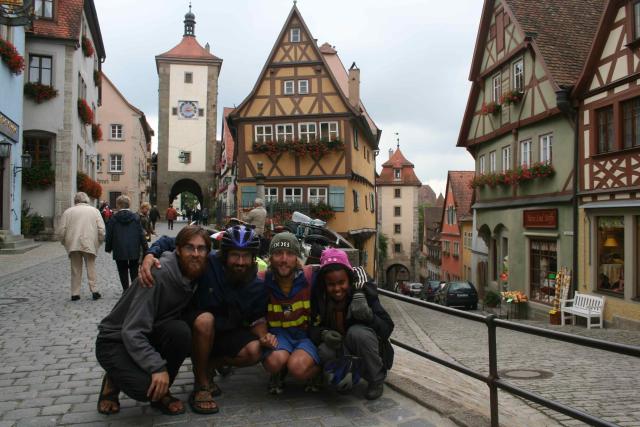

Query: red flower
[0,37,25,75]
[77,98,94,125]
[81,36,94,57]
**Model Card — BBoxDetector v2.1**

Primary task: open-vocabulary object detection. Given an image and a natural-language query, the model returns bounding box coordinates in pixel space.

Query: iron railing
[378,289,640,427]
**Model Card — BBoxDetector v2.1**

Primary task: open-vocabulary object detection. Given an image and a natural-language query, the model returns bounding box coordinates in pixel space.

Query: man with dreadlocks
[140,224,275,414]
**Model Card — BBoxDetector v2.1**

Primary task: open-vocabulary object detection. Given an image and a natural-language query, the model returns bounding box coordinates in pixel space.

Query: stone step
[0,242,40,254]
[0,232,25,243]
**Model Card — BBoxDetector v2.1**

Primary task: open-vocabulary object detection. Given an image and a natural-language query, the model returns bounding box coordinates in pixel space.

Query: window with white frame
[275,124,294,142]
[319,122,339,141]
[298,80,309,94]
[453,242,460,257]
[284,187,303,203]
[284,80,295,95]
[110,124,123,140]
[540,134,553,164]
[109,154,123,173]
[513,59,524,92]
[29,55,52,86]
[520,139,532,167]
[308,187,327,204]
[96,154,102,172]
[489,151,496,172]
[479,155,485,174]
[492,74,501,102]
[34,0,53,18]
[502,146,512,172]
[298,122,317,142]
[290,28,301,42]
[255,125,273,143]
[264,187,278,204]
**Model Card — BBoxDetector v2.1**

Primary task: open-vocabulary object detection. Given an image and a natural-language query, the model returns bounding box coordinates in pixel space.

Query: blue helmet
[221,224,260,253]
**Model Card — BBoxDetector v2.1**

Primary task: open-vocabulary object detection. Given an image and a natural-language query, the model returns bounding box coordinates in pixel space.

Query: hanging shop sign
[0,111,19,142]
[523,209,558,229]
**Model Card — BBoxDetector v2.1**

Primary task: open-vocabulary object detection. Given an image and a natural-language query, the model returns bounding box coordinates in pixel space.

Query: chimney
[205,42,210,52]
[348,62,360,108]
[388,148,393,159]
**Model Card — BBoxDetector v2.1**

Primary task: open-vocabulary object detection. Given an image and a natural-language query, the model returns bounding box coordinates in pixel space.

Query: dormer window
[34,0,53,19]
[394,169,401,180]
[290,28,301,43]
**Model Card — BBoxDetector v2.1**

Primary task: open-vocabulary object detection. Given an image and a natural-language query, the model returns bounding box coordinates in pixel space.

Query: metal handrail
[378,288,640,427]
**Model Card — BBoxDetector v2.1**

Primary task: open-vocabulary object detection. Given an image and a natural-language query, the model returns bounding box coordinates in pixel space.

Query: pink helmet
[320,248,352,270]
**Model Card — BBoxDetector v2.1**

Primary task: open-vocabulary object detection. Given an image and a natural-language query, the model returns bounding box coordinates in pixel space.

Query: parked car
[435,281,479,310]
[407,282,423,297]
[420,280,442,302]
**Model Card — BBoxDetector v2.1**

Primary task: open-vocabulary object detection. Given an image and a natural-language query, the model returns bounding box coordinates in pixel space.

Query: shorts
[265,328,320,364]
[212,328,258,359]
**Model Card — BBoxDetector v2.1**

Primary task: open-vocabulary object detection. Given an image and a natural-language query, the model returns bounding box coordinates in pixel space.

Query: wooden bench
[561,291,604,329]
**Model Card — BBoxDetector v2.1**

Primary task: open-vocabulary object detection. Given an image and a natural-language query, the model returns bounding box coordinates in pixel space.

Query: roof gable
[376,148,421,186]
[156,35,221,62]
[441,171,475,224]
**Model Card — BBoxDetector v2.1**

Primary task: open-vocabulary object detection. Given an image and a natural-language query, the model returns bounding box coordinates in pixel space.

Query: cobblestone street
[385,296,640,427]
[0,222,451,427]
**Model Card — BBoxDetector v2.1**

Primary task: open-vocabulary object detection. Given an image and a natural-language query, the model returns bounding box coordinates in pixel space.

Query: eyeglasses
[182,244,209,255]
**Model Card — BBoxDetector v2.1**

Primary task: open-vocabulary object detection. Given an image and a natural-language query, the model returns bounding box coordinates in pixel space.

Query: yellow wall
[461,220,473,281]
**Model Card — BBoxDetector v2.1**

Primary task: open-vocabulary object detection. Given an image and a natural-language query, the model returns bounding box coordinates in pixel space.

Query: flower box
[481,101,501,115]
[24,82,58,103]
[549,310,561,325]
[92,123,102,142]
[0,37,25,75]
[309,202,335,221]
[500,90,523,105]
[22,162,55,190]
[252,139,344,157]
[81,36,94,57]
[470,163,555,189]
[77,98,93,125]
[77,172,102,199]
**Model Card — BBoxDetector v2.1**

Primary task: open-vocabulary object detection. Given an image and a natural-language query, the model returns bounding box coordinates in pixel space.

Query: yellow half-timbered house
[229,5,381,276]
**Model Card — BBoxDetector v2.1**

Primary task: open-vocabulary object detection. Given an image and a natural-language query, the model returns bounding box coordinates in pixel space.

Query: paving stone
[16,398,55,409]
[398,419,437,427]
[1,408,41,420]
[14,416,59,427]
[40,404,71,416]
[53,394,87,405]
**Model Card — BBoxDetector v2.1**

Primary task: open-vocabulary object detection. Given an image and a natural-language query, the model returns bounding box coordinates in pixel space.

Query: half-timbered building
[229,5,381,276]
[457,0,603,316]
[573,0,640,329]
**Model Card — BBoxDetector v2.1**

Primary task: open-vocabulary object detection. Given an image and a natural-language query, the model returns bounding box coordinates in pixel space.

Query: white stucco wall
[379,185,417,257]
[167,63,207,172]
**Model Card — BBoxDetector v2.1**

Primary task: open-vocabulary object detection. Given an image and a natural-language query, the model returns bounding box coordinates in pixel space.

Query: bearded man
[95,225,210,416]
[138,224,273,414]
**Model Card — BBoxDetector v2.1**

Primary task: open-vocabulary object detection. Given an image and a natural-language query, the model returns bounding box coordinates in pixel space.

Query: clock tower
[155,6,222,215]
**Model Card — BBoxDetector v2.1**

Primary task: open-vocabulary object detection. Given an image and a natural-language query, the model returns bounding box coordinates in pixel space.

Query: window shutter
[241,186,256,209]
[328,186,345,212]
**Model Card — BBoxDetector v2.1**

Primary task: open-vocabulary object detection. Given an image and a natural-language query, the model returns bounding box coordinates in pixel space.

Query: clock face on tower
[178,101,198,119]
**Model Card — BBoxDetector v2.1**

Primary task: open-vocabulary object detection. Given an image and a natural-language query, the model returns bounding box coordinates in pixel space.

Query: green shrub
[21,204,45,236]
[484,290,501,307]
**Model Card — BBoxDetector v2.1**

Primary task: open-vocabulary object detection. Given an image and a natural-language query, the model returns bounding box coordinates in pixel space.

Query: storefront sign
[0,111,19,142]
[0,1,23,6]
[523,209,558,229]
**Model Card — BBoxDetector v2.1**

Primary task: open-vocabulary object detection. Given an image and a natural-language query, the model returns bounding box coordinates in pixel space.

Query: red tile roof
[376,148,422,186]
[447,171,475,220]
[504,0,604,87]
[30,0,83,40]
[156,36,221,61]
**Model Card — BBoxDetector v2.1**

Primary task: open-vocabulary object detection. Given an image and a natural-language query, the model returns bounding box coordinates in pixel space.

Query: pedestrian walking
[96,226,210,416]
[201,207,209,226]
[100,202,113,224]
[166,204,178,230]
[149,205,160,232]
[139,202,154,242]
[57,192,105,301]
[244,198,268,256]
[105,195,148,291]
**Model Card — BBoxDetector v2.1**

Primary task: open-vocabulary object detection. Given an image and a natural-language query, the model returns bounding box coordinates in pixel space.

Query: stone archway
[169,179,203,208]
[386,263,411,292]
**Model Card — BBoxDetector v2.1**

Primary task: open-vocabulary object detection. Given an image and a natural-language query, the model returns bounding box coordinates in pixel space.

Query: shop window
[530,239,557,304]
[597,216,625,295]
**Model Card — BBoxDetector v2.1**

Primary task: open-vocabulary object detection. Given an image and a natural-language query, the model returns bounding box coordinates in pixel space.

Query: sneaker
[268,371,285,395]
[71,295,80,301]
[92,292,102,300]
[365,382,384,400]
[304,373,323,393]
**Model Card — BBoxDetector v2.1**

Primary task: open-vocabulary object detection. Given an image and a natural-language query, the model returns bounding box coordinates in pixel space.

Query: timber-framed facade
[229,5,381,276]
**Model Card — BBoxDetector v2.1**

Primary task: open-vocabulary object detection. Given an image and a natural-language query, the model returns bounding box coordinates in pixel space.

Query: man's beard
[227,264,256,286]
[178,256,207,280]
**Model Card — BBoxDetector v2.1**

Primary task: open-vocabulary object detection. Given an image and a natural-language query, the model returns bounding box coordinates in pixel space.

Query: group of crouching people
[95,224,394,416]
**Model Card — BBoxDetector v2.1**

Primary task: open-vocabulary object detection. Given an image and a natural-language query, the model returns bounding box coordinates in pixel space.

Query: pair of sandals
[189,382,221,414]
[97,375,185,416]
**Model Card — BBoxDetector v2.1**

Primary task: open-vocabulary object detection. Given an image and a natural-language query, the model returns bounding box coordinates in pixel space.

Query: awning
[581,200,640,209]
[348,228,377,237]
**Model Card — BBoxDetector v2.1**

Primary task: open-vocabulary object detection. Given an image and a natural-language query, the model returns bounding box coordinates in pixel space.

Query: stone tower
[155,6,222,214]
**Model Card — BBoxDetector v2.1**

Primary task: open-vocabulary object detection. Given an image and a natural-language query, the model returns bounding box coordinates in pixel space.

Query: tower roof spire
[184,3,196,37]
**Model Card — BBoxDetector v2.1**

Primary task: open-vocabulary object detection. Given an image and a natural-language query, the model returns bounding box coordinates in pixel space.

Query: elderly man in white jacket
[58,192,106,301]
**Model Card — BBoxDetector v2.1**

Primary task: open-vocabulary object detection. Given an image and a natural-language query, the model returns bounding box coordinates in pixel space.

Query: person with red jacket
[166,204,178,230]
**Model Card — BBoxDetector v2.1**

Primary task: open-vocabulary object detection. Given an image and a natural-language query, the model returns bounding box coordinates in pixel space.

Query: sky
[95,0,483,196]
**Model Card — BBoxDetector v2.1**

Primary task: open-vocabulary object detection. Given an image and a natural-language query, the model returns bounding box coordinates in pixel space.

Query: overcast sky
[96,0,482,196]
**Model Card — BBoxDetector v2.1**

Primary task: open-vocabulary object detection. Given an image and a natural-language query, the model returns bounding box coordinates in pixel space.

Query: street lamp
[0,140,11,159]
[13,152,32,177]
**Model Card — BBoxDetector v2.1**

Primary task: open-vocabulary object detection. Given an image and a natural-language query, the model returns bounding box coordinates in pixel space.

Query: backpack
[323,355,362,391]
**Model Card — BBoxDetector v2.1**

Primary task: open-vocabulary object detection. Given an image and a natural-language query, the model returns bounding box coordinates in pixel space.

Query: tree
[377,233,388,285]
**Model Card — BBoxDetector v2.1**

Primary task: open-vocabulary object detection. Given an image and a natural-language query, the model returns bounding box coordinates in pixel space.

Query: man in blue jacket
[139,224,275,414]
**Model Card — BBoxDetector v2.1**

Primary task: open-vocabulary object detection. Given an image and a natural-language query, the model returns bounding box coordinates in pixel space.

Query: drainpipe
[556,88,579,293]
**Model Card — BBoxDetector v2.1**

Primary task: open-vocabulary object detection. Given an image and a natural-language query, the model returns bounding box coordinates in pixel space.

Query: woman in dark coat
[105,195,148,291]
[309,248,394,400]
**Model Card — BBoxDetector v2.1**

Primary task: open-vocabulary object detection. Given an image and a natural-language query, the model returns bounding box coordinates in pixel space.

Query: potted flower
[24,82,58,103]
[500,90,523,105]
[81,36,94,57]
[549,309,561,325]
[77,98,93,125]
[92,123,102,142]
[484,290,501,308]
[77,172,102,199]
[310,202,335,221]
[0,37,25,75]
[22,162,55,190]
[481,101,502,115]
